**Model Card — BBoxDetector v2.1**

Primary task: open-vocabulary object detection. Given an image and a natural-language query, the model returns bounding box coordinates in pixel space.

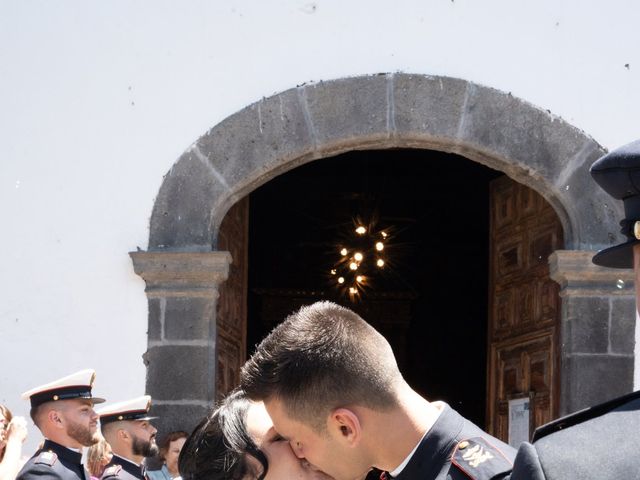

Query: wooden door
[215,197,249,400]
[487,176,563,442]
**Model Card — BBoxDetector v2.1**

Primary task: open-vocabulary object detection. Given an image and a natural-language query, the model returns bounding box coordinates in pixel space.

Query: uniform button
[458,440,469,449]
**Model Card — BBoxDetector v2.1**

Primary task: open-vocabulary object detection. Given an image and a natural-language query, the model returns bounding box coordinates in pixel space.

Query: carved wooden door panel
[215,197,249,400]
[487,176,563,442]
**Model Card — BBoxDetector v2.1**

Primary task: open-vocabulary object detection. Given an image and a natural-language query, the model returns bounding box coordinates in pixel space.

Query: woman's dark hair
[159,430,189,462]
[178,389,268,480]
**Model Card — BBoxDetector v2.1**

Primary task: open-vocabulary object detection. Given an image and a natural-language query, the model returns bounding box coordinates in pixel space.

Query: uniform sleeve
[508,442,545,480]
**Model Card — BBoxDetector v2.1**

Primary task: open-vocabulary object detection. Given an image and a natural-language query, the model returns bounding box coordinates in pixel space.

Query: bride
[178,389,334,480]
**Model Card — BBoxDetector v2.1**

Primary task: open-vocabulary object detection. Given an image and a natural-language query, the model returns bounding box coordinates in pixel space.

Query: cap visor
[592,241,636,269]
[90,397,106,405]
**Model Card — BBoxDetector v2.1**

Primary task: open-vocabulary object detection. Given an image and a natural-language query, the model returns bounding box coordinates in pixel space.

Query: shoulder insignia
[102,465,122,479]
[34,450,58,466]
[451,437,513,480]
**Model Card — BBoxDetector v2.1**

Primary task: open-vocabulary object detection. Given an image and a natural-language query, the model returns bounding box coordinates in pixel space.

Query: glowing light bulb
[340,248,348,256]
[349,287,357,294]
[375,242,384,251]
[356,275,363,283]
[376,259,385,267]
[381,231,388,238]
[355,226,366,235]
[330,269,337,275]
[338,277,345,284]
[349,262,358,270]
[354,252,363,262]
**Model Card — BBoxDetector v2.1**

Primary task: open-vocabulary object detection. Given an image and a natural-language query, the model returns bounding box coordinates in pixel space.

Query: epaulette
[102,465,122,479]
[451,437,513,480]
[34,450,58,466]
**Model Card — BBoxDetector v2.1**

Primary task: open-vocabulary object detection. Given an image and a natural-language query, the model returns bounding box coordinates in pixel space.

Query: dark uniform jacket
[101,455,147,480]
[509,390,640,480]
[393,403,515,480]
[16,439,89,480]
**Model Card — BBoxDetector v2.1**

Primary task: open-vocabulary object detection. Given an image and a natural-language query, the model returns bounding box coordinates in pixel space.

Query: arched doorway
[130,74,635,438]
[247,149,500,429]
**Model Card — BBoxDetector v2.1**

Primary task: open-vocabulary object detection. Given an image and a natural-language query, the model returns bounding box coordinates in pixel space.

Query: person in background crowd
[16,369,105,480]
[147,431,188,480]
[87,436,113,480]
[0,404,28,480]
[178,388,333,480]
[99,396,159,480]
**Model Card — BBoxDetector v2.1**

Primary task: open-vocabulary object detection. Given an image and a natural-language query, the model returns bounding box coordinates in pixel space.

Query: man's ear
[118,428,130,442]
[329,408,361,447]
[48,409,64,429]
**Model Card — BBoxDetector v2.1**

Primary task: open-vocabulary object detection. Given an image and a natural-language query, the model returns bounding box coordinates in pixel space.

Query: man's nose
[90,409,98,421]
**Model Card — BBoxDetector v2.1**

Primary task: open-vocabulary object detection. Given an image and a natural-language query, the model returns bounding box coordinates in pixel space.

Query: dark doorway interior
[247,149,502,427]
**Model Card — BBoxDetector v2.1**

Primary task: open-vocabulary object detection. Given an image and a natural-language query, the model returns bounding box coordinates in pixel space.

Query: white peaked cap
[21,368,105,408]
[97,395,158,425]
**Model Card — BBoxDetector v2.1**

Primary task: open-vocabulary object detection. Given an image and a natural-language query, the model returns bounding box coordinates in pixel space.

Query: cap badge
[53,395,59,401]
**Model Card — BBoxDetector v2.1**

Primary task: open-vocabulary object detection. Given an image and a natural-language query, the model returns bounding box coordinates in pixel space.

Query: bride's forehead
[246,401,274,439]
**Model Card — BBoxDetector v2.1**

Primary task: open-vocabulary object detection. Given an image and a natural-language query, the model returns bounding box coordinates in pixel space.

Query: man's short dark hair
[240,301,401,430]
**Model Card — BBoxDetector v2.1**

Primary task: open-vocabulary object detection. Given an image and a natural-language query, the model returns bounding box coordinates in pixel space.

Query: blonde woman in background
[87,437,113,480]
[0,404,28,480]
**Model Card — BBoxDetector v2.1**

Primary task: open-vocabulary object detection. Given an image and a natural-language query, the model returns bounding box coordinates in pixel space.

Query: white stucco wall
[1,0,639,454]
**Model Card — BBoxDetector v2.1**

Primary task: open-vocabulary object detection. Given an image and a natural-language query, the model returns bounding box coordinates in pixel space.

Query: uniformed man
[16,369,105,480]
[509,139,640,480]
[240,301,516,480]
[98,396,159,480]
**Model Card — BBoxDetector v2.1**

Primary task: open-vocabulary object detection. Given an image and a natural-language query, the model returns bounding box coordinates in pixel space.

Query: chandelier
[331,222,389,299]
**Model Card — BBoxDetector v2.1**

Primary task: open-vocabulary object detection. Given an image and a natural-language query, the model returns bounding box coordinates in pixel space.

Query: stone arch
[148,73,620,253]
[133,74,636,435]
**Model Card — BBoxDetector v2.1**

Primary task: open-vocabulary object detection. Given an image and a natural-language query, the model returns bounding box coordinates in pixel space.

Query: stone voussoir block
[458,85,592,181]
[392,74,469,146]
[303,75,391,152]
[149,152,229,250]
[196,87,315,191]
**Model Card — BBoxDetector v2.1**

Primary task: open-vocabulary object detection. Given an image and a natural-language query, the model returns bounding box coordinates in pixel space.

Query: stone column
[130,251,232,435]
[550,250,635,415]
